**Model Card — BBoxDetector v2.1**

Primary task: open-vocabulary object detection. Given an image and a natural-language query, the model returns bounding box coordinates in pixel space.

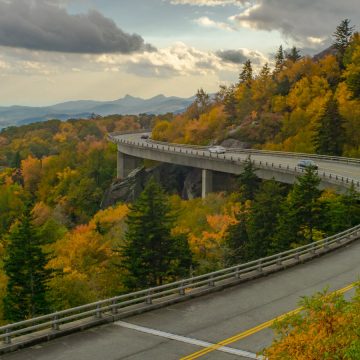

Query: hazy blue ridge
[0,94,195,129]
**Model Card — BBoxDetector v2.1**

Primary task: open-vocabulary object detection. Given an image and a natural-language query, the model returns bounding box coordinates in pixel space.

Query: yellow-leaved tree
[47,204,129,309]
[263,286,360,359]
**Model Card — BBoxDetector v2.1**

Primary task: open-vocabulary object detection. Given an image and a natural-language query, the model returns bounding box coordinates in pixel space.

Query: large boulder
[101,167,146,207]
[221,138,250,149]
[101,164,192,207]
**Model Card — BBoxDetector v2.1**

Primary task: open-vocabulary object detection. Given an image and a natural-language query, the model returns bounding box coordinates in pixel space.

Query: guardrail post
[112,300,118,315]
[4,329,11,344]
[52,314,60,331]
[179,282,185,295]
[95,304,102,319]
[146,290,153,304]
[235,266,240,279]
[311,243,316,254]
[295,252,300,261]
[208,276,215,287]
[276,256,282,266]
[324,239,329,249]
[257,260,263,273]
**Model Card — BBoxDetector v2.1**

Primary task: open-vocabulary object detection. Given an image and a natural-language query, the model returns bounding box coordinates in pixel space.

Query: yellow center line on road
[180,283,356,360]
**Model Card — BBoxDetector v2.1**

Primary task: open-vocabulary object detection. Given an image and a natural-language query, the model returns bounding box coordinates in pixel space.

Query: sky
[0,0,359,106]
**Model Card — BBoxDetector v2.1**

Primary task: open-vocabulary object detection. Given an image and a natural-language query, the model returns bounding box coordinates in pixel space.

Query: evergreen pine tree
[239,59,253,87]
[272,167,322,252]
[224,209,249,265]
[274,45,285,74]
[286,47,301,62]
[3,206,51,322]
[248,180,286,258]
[194,88,211,117]
[121,179,192,290]
[341,185,360,227]
[11,151,21,169]
[314,97,345,156]
[333,19,354,67]
[238,157,261,201]
[259,63,271,78]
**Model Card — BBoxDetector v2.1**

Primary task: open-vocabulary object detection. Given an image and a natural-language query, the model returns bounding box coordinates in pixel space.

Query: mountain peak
[149,94,166,100]
[123,94,137,100]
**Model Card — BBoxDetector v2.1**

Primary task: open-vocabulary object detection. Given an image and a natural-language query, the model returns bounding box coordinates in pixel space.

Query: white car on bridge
[208,146,226,154]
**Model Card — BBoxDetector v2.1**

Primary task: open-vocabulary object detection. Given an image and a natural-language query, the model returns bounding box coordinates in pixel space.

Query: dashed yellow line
[180,283,356,360]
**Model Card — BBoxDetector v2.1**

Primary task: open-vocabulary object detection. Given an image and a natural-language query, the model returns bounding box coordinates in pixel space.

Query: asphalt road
[3,239,360,360]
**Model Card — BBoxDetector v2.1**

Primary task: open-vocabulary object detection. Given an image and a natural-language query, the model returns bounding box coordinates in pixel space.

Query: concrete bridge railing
[1,224,360,354]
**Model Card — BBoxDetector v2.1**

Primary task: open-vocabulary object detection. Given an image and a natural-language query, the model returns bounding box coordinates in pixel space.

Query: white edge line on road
[115,321,262,359]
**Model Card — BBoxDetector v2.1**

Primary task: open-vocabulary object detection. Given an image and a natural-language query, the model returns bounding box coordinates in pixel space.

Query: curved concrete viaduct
[2,132,360,360]
[110,132,360,197]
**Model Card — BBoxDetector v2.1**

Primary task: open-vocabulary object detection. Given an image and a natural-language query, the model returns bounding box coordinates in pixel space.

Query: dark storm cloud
[0,0,155,54]
[216,49,264,65]
[232,0,360,46]
[216,49,247,64]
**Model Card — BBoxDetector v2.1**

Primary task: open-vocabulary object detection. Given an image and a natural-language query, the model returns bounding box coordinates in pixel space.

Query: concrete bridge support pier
[117,151,143,179]
[202,169,213,198]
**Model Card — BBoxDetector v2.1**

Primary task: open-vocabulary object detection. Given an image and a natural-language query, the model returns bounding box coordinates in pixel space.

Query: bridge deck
[112,133,360,192]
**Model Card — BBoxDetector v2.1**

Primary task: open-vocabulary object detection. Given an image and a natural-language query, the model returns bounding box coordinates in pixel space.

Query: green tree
[285,46,301,62]
[3,206,51,322]
[216,85,237,123]
[11,151,21,169]
[121,179,192,290]
[259,63,271,77]
[272,167,322,251]
[344,33,360,99]
[313,97,345,156]
[333,19,354,67]
[248,180,286,258]
[239,59,253,87]
[238,157,261,201]
[274,45,285,74]
[341,185,360,227]
[224,209,249,265]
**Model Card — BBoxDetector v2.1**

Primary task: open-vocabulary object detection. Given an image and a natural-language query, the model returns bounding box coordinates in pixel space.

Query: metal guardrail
[1,224,359,349]
[228,148,360,165]
[109,134,360,190]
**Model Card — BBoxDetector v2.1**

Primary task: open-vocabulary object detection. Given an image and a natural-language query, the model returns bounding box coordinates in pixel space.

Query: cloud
[0,40,267,81]
[170,0,241,6]
[230,0,360,47]
[126,43,231,77]
[194,16,235,31]
[217,49,246,64]
[217,48,267,65]
[95,42,244,78]
[0,0,155,54]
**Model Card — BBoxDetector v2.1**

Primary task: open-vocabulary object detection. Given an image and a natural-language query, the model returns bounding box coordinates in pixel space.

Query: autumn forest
[0,19,360,358]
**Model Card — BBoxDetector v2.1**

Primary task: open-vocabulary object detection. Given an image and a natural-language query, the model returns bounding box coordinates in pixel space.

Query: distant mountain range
[0,94,195,129]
